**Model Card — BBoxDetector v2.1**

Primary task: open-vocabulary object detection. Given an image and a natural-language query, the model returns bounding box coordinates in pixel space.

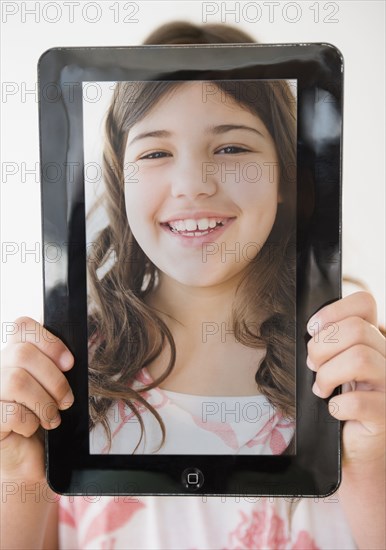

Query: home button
[181,468,204,490]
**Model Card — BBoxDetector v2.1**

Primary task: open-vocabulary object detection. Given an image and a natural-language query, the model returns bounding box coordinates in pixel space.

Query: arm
[339,455,385,550]
[1,475,59,550]
[307,292,385,549]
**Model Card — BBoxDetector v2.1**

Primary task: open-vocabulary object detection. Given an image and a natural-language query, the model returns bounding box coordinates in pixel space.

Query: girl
[87,74,297,455]
[1,21,385,550]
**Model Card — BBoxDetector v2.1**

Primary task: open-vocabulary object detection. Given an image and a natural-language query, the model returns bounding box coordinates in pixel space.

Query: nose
[169,153,217,199]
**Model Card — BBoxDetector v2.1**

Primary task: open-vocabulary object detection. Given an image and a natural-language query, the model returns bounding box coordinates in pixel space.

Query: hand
[306,291,385,466]
[0,317,74,482]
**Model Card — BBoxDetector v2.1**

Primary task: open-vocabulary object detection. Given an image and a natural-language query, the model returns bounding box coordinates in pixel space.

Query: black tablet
[39,43,343,497]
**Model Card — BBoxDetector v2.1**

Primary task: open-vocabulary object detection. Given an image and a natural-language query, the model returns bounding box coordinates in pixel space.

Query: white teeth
[197,218,209,230]
[185,219,197,231]
[167,217,227,232]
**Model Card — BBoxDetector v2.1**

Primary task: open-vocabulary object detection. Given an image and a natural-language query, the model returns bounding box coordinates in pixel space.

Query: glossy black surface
[39,43,343,496]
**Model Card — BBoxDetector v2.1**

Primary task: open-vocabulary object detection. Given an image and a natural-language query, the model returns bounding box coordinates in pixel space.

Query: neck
[147,274,238,332]
[144,270,261,344]
[142,269,268,395]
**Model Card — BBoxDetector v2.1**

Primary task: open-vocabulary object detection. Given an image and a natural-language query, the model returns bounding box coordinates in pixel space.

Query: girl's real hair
[88,22,296,454]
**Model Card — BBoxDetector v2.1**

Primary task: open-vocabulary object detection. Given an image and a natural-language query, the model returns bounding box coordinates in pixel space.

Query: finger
[1,342,74,410]
[307,315,385,368]
[0,401,41,439]
[312,345,385,398]
[3,316,74,371]
[328,391,385,432]
[1,368,62,430]
[307,291,378,332]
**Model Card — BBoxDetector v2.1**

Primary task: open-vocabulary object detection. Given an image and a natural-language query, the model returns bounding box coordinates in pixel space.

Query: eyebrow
[209,124,265,139]
[128,129,170,146]
[127,124,265,146]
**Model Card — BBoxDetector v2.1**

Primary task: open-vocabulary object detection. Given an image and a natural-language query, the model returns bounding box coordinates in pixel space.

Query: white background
[1,1,385,348]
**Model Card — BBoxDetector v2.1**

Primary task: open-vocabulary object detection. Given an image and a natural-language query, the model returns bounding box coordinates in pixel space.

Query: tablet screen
[83,79,297,456]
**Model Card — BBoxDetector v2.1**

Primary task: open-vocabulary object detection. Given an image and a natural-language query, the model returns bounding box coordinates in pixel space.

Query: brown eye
[216,146,250,155]
[139,151,171,160]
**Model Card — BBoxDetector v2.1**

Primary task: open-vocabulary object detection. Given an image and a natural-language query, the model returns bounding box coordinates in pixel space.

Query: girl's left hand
[306,291,385,466]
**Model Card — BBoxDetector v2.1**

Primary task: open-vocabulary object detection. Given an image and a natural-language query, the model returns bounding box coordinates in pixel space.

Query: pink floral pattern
[228,507,288,549]
[59,497,145,548]
[191,413,240,450]
[91,366,295,455]
[58,496,356,549]
[292,531,320,550]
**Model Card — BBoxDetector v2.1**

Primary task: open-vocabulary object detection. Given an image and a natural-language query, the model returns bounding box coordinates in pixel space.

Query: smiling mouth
[160,217,233,237]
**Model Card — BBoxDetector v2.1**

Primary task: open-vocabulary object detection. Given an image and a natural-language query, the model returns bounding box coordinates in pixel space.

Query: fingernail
[312,382,323,397]
[306,356,317,371]
[60,391,74,410]
[59,350,74,370]
[45,407,61,427]
[49,415,61,428]
[307,316,319,333]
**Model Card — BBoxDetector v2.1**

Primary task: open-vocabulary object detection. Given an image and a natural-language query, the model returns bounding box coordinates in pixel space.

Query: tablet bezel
[38,43,343,497]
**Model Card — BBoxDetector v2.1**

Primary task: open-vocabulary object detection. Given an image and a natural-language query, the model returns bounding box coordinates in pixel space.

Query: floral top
[59,491,355,549]
[89,367,295,455]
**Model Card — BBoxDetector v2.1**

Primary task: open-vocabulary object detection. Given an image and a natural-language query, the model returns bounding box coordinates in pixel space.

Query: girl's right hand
[0,317,74,483]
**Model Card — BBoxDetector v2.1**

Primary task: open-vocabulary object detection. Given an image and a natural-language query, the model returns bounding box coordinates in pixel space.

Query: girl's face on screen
[123,81,281,288]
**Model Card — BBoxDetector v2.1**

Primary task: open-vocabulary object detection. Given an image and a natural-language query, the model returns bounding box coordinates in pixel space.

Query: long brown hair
[88,22,296,453]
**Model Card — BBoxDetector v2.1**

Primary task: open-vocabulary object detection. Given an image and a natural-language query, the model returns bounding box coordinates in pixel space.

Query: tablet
[39,43,343,497]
